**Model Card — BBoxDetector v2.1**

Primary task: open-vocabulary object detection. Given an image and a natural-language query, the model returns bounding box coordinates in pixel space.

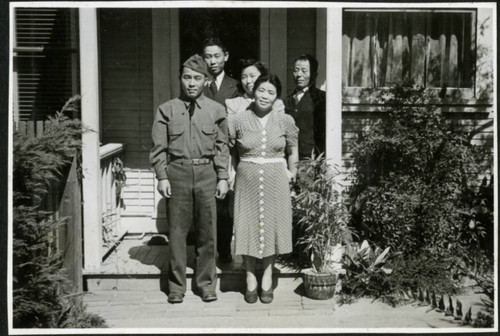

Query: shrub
[13,96,107,328]
[388,251,464,296]
[349,81,492,294]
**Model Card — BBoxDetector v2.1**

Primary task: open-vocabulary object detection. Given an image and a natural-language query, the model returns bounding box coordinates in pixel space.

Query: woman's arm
[228,147,239,190]
[227,113,240,189]
[286,145,299,183]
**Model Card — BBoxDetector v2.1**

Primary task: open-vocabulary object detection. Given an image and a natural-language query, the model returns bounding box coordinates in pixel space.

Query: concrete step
[84,233,303,292]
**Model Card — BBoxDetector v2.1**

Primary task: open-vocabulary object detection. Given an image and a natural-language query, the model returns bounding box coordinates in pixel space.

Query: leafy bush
[13,96,107,328]
[341,240,400,299]
[349,82,487,278]
[388,251,464,296]
[473,311,494,328]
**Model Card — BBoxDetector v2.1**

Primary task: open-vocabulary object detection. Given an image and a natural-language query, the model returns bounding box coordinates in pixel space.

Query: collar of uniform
[181,94,204,110]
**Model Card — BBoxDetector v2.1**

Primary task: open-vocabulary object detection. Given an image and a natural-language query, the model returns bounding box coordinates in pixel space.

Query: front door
[179,8,261,79]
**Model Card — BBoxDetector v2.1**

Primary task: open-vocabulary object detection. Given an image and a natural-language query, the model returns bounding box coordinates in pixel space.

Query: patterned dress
[228,106,299,258]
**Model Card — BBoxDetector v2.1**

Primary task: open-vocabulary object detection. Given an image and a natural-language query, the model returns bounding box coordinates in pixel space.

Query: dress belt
[240,157,286,165]
[171,158,212,165]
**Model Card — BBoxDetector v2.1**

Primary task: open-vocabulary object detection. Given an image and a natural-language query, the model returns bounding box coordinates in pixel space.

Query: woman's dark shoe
[260,287,274,304]
[244,287,258,304]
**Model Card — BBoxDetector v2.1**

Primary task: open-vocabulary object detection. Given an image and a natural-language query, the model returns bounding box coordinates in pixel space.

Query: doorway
[179,8,260,78]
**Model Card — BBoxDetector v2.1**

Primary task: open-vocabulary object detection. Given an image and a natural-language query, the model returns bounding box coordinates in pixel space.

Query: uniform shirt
[150,94,229,181]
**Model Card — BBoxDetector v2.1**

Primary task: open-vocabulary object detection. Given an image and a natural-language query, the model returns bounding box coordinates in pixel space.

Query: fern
[13,95,107,328]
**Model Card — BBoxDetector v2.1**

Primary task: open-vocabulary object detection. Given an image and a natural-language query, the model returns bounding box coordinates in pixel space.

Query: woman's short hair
[253,74,282,98]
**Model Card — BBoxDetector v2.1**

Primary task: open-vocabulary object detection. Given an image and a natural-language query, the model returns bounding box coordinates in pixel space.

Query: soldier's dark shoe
[167,293,184,304]
[201,292,218,302]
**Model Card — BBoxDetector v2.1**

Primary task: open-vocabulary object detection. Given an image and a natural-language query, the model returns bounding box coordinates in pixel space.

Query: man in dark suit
[202,37,239,107]
[284,54,326,160]
[202,37,238,263]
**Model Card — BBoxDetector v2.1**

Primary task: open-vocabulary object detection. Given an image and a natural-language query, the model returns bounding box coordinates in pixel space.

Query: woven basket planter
[302,269,339,300]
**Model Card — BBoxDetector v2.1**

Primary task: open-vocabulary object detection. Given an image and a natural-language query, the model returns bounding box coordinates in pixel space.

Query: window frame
[342,8,478,105]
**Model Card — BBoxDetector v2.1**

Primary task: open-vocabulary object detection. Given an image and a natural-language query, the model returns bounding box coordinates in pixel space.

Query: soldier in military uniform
[150,54,229,304]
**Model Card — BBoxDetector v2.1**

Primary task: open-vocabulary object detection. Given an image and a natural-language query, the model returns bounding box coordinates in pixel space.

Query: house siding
[286,8,317,97]
[94,7,493,233]
[99,9,156,220]
[99,8,153,170]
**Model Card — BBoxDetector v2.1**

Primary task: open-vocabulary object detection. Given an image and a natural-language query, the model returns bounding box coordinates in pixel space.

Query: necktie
[188,100,196,118]
[293,91,304,106]
[209,80,218,97]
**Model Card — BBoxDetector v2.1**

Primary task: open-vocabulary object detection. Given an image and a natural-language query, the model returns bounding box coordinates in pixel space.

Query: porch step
[83,233,302,292]
[84,272,303,292]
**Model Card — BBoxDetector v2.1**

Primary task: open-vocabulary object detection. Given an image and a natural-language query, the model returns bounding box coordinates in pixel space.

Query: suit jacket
[204,74,239,107]
[284,86,326,159]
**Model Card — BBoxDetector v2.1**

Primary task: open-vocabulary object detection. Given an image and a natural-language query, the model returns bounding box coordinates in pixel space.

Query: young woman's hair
[236,59,268,93]
[253,74,282,98]
[238,59,268,77]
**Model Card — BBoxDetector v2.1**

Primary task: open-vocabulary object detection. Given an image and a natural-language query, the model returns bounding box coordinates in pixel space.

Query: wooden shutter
[14,8,79,121]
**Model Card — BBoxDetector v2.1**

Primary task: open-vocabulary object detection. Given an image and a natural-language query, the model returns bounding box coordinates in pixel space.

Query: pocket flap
[168,123,184,135]
[202,124,217,135]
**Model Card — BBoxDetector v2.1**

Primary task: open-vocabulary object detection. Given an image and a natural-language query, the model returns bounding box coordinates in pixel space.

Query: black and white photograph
[6,1,498,334]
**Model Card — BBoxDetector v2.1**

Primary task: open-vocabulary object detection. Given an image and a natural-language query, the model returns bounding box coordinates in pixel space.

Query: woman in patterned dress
[228,74,299,304]
[225,60,285,210]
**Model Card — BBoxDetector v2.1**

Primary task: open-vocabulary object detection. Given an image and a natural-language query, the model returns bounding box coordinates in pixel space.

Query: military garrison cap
[183,54,210,77]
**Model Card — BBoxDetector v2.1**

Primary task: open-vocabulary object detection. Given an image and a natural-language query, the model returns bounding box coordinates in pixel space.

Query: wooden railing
[100,143,125,256]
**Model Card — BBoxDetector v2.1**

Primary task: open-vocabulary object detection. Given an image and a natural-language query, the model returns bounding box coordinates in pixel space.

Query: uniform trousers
[216,197,233,257]
[167,161,218,295]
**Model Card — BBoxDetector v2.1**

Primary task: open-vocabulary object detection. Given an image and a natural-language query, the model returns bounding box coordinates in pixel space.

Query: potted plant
[294,152,353,300]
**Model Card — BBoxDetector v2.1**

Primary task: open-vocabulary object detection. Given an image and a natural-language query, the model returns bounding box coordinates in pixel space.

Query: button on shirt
[150,94,229,180]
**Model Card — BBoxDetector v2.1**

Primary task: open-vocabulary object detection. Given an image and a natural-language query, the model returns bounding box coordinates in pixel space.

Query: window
[13,8,79,121]
[342,9,476,90]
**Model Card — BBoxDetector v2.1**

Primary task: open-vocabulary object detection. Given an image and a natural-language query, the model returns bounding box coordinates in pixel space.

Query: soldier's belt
[171,158,212,165]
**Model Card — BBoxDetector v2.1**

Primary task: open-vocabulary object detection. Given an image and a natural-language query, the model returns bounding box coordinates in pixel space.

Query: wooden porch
[83,232,298,292]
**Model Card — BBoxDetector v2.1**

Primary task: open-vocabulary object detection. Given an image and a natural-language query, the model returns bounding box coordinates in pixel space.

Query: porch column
[325,8,343,180]
[79,8,102,270]
[151,9,180,224]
